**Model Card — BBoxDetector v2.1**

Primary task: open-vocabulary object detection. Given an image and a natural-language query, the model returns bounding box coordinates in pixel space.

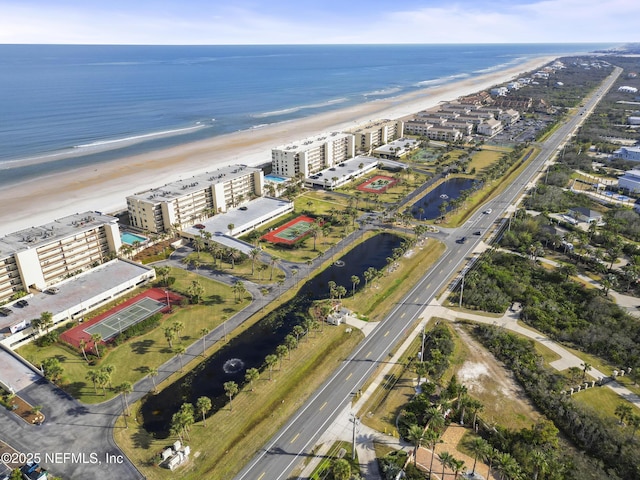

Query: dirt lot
[452,323,540,431]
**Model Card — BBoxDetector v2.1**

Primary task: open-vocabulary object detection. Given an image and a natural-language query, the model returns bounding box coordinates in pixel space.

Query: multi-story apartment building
[0,212,121,303]
[127,165,264,233]
[346,120,404,152]
[271,132,355,178]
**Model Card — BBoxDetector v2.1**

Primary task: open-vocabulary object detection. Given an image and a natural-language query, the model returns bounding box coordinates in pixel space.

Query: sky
[0,0,637,45]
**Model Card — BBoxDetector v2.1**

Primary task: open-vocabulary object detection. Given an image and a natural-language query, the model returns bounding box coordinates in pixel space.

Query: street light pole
[459,272,465,308]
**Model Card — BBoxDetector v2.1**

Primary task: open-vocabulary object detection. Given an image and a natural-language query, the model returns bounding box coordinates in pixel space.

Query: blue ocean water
[0,43,615,186]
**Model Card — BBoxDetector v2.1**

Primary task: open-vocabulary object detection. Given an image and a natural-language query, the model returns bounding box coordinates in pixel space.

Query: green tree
[224,381,238,411]
[40,311,54,333]
[86,369,100,394]
[200,328,209,357]
[332,458,351,480]
[174,345,186,372]
[439,451,454,480]
[276,344,288,369]
[469,437,488,476]
[350,275,360,296]
[90,333,102,358]
[196,396,212,426]
[77,338,90,364]
[42,357,63,383]
[245,367,260,390]
[264,354,278,380]
[581,361,592,381]
[149,367,159,393]
[406,424,425,466]
[615,403,633,426]
[115,381,133,428]
[164,327,177,349]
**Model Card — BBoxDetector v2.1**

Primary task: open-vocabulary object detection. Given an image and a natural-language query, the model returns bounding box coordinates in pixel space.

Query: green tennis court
[84,297,166,341]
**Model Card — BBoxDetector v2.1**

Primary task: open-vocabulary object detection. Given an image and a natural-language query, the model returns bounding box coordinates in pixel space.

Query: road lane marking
[366,351,372,358]
[290,433,299,444]
[400,312,406,318]
[257,473,265,480]
[345,372,352,381]
[384,330,390,337]
[319,401,327,411]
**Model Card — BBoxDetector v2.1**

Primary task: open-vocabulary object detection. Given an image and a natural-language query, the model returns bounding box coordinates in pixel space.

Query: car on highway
[474,230,482,236]
[483,208,492,214]
[456,237,467,244]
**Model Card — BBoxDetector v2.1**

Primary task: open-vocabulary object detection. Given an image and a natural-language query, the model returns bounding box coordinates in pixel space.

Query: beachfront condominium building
[0,212,121,303]
[127,165,264,233]
[271,132,355,178]
[346,120,404,152]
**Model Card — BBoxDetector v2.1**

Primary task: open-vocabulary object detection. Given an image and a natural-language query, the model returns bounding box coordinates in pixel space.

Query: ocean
[0,43,615,187]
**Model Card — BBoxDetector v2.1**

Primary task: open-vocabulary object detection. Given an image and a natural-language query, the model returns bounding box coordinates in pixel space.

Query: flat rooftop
[184,196,293,235]
[0,211,118,260]
[273,131,351,153]
[306,155,378,181]
[345,119,396,134]
[127,164,260,203]
[0,259,154,334]
[373,138,419,155]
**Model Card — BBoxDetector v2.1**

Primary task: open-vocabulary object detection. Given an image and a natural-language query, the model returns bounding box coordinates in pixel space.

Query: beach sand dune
[0,56,556,236]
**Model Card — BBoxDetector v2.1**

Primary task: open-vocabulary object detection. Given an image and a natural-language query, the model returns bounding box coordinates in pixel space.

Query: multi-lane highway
[233,67,621,480]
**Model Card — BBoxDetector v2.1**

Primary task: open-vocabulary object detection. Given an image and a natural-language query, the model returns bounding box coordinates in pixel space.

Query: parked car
[46,287,60,294]
[0,307,12,316]
[16,299,29,307]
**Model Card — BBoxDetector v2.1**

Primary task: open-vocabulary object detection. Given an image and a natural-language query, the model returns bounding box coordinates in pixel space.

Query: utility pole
[459,272,465,308]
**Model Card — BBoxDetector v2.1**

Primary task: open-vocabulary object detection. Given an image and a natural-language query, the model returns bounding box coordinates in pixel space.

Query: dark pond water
[140,233,403,436]
[410,177,477,220]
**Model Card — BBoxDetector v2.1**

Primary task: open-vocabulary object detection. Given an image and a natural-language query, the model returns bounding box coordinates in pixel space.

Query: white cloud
[0,0,636,44]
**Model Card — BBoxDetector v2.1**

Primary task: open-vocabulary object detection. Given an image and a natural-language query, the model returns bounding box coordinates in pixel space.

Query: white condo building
[0,212,121,303]
[127,165,264,233]
[346,120,404,152]
[271,132,355,178]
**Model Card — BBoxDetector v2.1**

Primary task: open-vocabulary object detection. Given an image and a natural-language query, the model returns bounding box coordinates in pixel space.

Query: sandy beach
[0,55,557,236]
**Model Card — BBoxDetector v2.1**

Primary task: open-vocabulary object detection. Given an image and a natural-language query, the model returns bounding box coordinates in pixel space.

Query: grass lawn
[341,238,446,321]
[184,250,286,284]
[572,385,638,420]
[18,268,249,403]
[467,147,504,173]
[114,325,364,480]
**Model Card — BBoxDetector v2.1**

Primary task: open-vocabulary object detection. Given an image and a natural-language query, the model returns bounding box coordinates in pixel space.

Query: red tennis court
[261,215,317,245]
[60,287,183,350]
[356,175,398,193]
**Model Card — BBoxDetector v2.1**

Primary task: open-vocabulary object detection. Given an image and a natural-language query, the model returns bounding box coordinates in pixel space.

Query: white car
[483,208,492,215]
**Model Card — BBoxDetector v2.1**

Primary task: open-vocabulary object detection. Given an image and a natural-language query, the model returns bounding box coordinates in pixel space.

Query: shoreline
[0,55,558,236]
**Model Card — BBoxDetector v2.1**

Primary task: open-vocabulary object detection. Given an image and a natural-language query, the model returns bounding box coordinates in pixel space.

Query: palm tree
[276,344,288,369]
[149,367,159,393]
[78,339,90,364]
[101,364,115,389]
[332,458,351,480]
[350,275,360,296]
[223,381,238,410]
[174,345,186,372]
[200,328,209,357]
[615,403,633,426]
[424,429,441,475]
[164,327,177,349]
[530,449,549,480]
[406,424,425,466]
[285,334,297,354]
[484,445,498,480]
[469,437,488,476]
[90,333,102,358]
[495,452,520,480]
[40,311,54,333]
[292,325,305,343]
[115,382,133,428]
[270,257,279,281]
[451,458,466,480]
[249,248,261,275]
[264,354,278,380]
[86,370,100,394]
[581,361,592,381]
[439,451,454,480]
[196,396,212,426]
[245,367,260,390]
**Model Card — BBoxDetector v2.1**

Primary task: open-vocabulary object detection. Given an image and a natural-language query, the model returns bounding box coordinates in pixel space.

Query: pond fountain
[411,177,476,220]
[139,233,403,437]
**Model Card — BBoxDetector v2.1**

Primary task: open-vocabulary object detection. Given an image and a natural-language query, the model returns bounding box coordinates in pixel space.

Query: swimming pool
[121,232,148,245]
[265,174,288,183]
